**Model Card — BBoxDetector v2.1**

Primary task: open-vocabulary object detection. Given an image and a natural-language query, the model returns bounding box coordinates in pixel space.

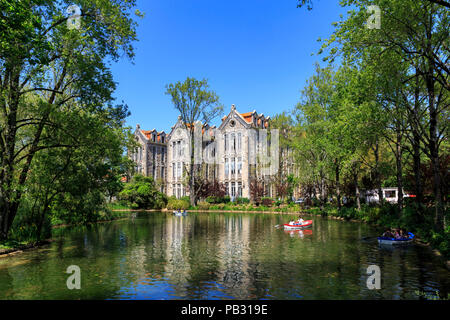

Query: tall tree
[165,77,223,206]
[318,0,449,231]
[0,0,140,240]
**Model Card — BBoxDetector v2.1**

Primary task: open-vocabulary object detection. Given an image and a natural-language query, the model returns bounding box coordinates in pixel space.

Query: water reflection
[0,212,448,300]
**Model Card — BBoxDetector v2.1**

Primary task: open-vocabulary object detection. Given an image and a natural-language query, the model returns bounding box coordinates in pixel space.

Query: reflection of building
[215,215,251,298]
[164,216,191,290]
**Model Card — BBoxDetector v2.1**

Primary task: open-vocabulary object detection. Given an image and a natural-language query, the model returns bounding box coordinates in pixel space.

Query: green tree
[165,77,223,206]
[319,0,448,230]
[0,0,141,240]
[119,175,167,209]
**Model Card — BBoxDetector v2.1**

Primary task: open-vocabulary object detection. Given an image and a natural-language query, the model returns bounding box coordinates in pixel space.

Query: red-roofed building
[131,124,167,193]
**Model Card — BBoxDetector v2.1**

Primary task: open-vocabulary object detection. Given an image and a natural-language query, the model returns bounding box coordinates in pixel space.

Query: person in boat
[382,229,394,238]
[393,229,402,239]
[399,229,409,239]
[297,216,304,224]
[289,220,295,225]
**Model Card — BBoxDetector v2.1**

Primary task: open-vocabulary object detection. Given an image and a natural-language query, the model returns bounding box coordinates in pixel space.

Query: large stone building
[133,105,283,199]
[131,125,168,193]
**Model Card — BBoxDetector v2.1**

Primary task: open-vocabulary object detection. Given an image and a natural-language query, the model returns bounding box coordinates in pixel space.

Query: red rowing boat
[283,220,313,230]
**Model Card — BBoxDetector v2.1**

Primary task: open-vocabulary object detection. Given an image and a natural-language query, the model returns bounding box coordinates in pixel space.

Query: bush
[167,199,190,210]
[180,196,190,203]
[261,197,273,207]
[197,201,210,210]
[118,175,168,209]
[210,203,226,210]
[235,197,250,204]
[205,196,231,204]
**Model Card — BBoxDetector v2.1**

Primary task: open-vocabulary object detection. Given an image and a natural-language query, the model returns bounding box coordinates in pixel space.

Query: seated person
[382,229,394,238]
[399,229,408,239]
[297,216,304,223]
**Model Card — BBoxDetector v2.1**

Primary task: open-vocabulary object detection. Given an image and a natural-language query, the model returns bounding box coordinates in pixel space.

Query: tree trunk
[412,73,424,214]
[427,79,444,231]
[335,159,341,211]
[425,10,444,232]
[373,139,383,205]
[320,170,325,211]
[395,128,403,216]
[354,164,361,211]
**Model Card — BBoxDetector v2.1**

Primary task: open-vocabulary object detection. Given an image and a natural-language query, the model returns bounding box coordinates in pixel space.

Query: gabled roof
[219,105,270,130]
[135,125,166,144]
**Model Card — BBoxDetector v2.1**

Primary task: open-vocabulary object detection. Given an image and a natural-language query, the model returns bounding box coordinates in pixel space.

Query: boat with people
[173,210,188,216]
[377,232,415,245]
[283,220,313,230]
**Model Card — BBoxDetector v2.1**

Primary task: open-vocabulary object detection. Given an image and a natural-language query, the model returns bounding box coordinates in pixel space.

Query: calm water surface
[0,212,448,300]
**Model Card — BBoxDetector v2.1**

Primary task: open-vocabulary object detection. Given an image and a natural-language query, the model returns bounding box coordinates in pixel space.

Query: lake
[0,211,448,300]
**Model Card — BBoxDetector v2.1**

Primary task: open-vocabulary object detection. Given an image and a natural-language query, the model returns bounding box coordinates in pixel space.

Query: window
[224,134,228,153]
[177,162,181,178]
[231,158,235,175]
[238,182,242,198]
[231,133,235,152]
[172,142,176,159]
[172,164,176,180]
[237,157,242,176]
[231,182,236,197]
[225,182,229,195]
[172,184,176,196]
[237,132,242,152]
[161,148,165,162]
[225,158,229,178]
[161,167,165,179]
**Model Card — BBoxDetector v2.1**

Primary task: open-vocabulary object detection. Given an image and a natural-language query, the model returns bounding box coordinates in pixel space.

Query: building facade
[133,105,284,200]
[131,125,168,193]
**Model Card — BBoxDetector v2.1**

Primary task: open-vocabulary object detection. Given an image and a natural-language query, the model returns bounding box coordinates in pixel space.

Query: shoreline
[0,239,54,258]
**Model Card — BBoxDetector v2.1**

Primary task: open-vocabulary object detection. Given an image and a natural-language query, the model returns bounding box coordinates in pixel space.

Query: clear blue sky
[110,0,347,133]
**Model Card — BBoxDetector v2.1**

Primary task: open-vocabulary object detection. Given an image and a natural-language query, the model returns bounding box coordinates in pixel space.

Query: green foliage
[197,201,210,210]
[167,199,190,211]
[180,196,191,203]
[118,175,168,209]
[0,0,141,240]
[205,196,230,204]
[234,197,250,204]
[261,197,274,207]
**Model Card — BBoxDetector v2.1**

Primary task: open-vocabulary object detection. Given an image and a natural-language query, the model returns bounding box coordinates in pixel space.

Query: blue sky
[110,0,347,133]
